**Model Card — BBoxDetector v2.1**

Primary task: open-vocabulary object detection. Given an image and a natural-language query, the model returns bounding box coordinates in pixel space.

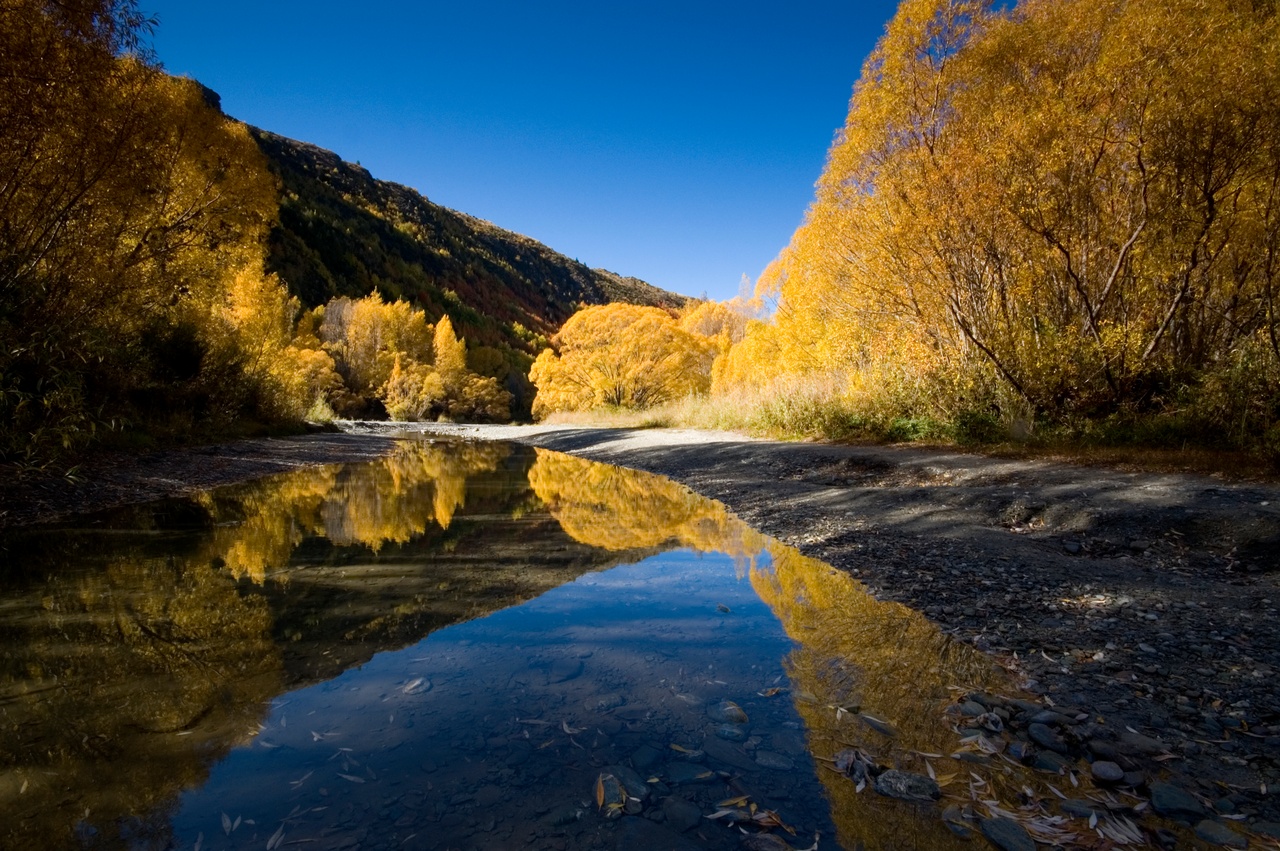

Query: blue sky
[146,1,901,301]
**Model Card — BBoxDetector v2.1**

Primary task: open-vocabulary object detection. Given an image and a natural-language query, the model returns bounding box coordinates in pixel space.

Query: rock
[754,751,794,771]
[1064,540,1082,554]
[1007,741,1035,763]
[703,737,759,772]
[1087,739,1119,760]
[1033,751,1071,774]
[1060,799,1101,819]
[587,693,625,712]
[665,763,717,785]
[1150,782,1207,822]
[715,724,748,743]
[1090,761,1124,784]
[1029,710,1071,727]
[960,700,987,716]
[1253,822,1280,840]
[708,700,749,724]
[607,764,651,802]
[661,797,702,833]
[1194,819,1247,848]
[546,658,583,683]
[942,805,974,839]
[980,817,1036,851]
[595,773,626,818]
[615,816,702,851]
[873,769,940,802]
[741,834,792,851]
[1028,722,1068,753]
[1130,539,1151,551]
[631,744,663,770]
[1119,730,1167,755]
[543,803,586,827]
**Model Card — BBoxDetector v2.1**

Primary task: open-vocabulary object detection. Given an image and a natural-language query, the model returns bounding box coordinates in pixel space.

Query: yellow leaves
[529,303,717,417]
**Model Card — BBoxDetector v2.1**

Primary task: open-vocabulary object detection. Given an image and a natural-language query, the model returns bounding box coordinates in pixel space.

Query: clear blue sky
[145,1,901,301]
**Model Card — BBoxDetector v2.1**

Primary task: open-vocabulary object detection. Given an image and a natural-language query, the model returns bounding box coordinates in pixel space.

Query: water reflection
[0,438,1067,850]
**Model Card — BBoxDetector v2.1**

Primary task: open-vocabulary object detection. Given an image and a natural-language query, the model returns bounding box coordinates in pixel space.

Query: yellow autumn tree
[716,0,1280,452]
[529,303,717,416]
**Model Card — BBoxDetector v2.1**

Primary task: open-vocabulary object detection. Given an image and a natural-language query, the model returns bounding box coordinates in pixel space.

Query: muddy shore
[4,422,1280,839]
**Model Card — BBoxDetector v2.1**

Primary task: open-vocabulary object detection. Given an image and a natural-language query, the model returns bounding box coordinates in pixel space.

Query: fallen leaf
[337,773,365,784]
[221,812,231,836]
[266,823,285,850]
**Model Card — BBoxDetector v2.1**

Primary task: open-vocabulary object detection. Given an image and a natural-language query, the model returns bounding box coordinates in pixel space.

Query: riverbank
[392,422,1280,838]
[4,421,1279,838]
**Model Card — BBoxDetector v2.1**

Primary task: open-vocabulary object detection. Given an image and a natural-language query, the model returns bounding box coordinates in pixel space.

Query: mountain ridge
[251,128,686,357]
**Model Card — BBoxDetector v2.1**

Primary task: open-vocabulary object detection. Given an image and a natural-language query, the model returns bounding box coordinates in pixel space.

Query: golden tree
[529,303,717,416]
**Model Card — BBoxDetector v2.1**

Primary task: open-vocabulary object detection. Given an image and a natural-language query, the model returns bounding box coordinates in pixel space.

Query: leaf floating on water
[402,678,432,695]
[718,796,750,808]
[221,813,232,836]
[289,771,313,788]
[311,731,324,742]
[757,687,785,698]
[266,823,285,850]
[194,833,202,851]
[232,815,241,832]
[561,720,584,735]
[337,773,365,784]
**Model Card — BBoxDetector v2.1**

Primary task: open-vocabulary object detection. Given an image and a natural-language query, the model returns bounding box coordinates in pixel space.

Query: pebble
[980,816,1036,851]
[754,751,794,771]
[1119,730,1167,755]
[1193,819,1247,848]
[714,724,747,743]
[661,797,701,833]
[707,700,749,724]
[1028,722,1068,753]
[1150,782,1207,822]
[1090,761,1124,784]
[873,769,940,802]
[615,817,701,851]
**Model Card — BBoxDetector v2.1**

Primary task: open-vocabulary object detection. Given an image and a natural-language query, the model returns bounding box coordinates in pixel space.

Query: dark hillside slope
[252,129,683,355]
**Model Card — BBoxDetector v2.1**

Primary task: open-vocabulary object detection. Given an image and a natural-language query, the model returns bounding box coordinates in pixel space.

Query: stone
[1064,540,1082,554]
[631,744,663,770]
[873,769,940,802]
[1007,741,1035,763]
[1253,822,1280,840]
[1087,739,1119,760]
[1033,751,1071,774]
[546,658,583,683]
[707,700,749,724]
[661,797,702,833]
[942,805,974,839]
[980,817,1036,851]
[664,762,716,785]
[960,700,987,716]
[754,751,794,771]
[1119,730,1168,755]
[1028,722,1068,753]
[714,724,747,743]
[607,764,651,802]
[740,834,792,851]
[702,737,759,772]
[1060,800,1101,819]
[1193,819,1247,848]
[1090,761,1124,784]
[615,817,702,851]
[1150,782,1207,822]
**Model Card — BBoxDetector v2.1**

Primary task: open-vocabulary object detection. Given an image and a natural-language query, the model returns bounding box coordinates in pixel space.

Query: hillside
[252,129,684,356]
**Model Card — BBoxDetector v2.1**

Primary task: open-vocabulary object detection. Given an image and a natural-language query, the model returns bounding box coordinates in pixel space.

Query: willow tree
[733,0,1280,447]
[528,303,717,416]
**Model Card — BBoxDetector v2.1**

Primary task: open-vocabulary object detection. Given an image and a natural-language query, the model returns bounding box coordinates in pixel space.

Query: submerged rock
[708,700,749,724]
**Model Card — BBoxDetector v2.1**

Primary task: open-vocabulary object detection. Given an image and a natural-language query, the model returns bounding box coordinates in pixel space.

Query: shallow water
[0,437,1067,850]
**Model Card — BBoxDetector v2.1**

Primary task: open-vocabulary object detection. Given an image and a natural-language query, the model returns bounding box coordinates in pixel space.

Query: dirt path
[394,422,1280,834]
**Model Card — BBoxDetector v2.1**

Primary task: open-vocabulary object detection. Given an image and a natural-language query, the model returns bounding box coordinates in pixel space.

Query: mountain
[251,129,685,356]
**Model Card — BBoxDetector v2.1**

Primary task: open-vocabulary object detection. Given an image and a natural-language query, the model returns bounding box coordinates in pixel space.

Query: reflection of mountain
[0,438,654,849]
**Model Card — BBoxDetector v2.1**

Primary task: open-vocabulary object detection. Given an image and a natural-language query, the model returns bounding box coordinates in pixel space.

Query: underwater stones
[1150,782,1207,822]
[714,724,748,742]
[980,817,1036,851]
[707,700,749,724]
[753,751,794,771]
